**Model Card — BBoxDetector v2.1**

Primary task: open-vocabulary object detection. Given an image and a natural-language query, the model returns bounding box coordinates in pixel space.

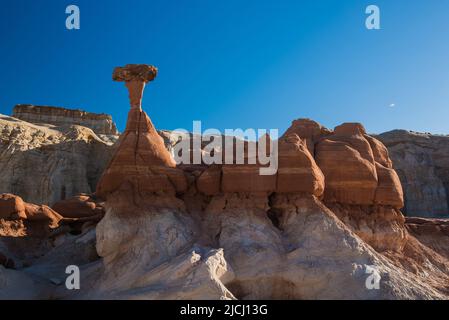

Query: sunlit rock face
[0,112,118,205]
[92,64,233,300]
[1,65,449,300]
[283,120,405,252]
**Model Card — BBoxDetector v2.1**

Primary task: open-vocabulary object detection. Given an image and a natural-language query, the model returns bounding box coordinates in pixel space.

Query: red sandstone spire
[96,65,186,199]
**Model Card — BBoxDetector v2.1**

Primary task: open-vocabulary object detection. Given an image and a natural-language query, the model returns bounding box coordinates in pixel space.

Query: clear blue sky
[1,0,449,134]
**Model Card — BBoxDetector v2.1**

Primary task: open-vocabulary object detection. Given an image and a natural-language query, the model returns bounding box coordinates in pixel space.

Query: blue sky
[1,0,449,134]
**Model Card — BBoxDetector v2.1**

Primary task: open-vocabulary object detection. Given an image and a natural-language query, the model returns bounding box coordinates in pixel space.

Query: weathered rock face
[405,217,449,259]
[52,194,104,219]
[89,84,448,300]
[95,107,187,199]
[281,118,331,154]
[276,134,325,195]
[2,115,449,300]
[92,193,236,299]
[378,130,449,218]
[0,114,118,205]
[13,105,119,136]
[1,65,449,300]
[200,192,448,299]
[0,193,62,230]
[0,193,67,278]
[327,204,407,252]
[0,195,100,299]
[0,193,26,220]
[195,133,325,196]
[189,119,446,298]
[3,107,449,300]
[315,123,404,208]
[284,120,405,252]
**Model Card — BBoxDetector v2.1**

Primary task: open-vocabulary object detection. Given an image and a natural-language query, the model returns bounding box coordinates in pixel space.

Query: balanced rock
[3,63,448,299]
[96,64,187,199]
[92,65,235,299]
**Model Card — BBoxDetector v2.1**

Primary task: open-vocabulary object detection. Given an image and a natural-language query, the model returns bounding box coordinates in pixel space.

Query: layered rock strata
[406,217,449,259]
[13,105,119,136]
[279,119,406,252]
[92,65,233,299]
[1,66,449,300]
[378,130,449,218]
[89,67,449,299]
[0,113,117,205]
[195,133,324,196]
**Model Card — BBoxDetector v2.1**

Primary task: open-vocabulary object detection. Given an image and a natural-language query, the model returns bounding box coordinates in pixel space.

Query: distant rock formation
[378,130,449,218]
[13,104,119,136]
[0,113,117,205]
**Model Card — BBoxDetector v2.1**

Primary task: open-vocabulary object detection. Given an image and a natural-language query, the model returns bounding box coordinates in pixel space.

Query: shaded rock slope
[378,130,449,218]
[0,113,118,205]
